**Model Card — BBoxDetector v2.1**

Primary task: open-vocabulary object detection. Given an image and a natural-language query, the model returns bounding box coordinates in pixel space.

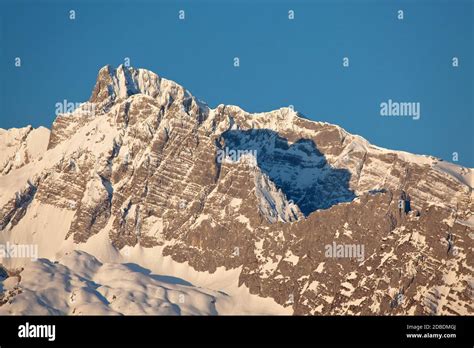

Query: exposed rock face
[0,65,472,315]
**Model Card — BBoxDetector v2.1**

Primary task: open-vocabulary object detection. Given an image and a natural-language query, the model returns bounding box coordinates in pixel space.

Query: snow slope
[0,246,291,315]
[0,126,50,176]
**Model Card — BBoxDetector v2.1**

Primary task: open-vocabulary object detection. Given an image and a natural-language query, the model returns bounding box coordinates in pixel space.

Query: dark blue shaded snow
[220,129,356,216]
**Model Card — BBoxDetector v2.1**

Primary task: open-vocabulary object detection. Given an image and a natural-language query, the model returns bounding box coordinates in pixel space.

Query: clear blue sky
[1,0,473,166]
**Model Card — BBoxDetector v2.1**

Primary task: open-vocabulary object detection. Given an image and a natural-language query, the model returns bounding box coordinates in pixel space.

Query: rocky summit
[0,65,472,315]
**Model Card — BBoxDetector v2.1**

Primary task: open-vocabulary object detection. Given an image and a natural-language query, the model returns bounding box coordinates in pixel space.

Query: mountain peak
[89,65,162,104]
[88,65,207,117]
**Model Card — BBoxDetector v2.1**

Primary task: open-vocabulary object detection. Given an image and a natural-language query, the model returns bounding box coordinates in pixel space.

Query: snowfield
[0,250,219,315]
[0,249,291,315]
[0,226,291,315]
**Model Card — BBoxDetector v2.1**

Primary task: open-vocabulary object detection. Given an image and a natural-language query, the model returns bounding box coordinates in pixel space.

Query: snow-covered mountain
[0,126,49,176]
[0,65,472,315]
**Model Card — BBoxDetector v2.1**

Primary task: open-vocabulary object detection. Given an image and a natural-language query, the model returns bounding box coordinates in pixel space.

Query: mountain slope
[0,126,50,176]
[0,65,472,315]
